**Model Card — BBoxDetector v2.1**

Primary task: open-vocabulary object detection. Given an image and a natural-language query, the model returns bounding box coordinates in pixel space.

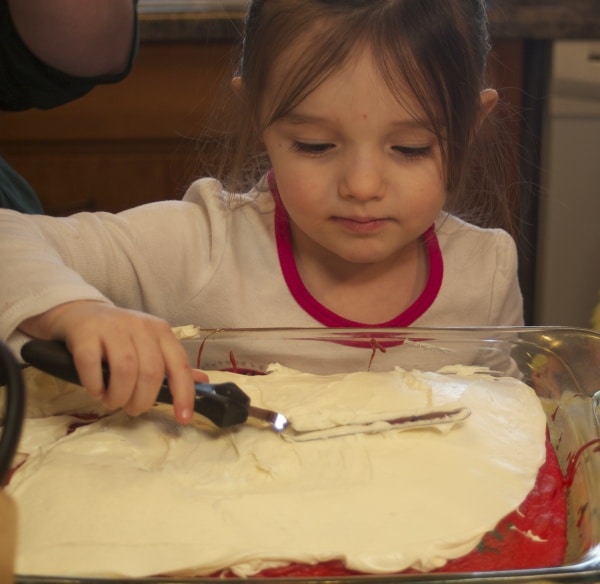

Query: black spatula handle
[21,339,106,386]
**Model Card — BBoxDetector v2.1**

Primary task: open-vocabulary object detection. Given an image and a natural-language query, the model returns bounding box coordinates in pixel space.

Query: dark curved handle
[0,341,25,485]
[21,339,108,387]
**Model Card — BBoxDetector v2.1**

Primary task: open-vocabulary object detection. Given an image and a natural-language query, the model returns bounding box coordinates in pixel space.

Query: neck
[292,230,429,325]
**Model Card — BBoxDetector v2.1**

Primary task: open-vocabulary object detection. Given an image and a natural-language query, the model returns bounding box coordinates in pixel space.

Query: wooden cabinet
[0,39,525,216]
[0,42,234,215]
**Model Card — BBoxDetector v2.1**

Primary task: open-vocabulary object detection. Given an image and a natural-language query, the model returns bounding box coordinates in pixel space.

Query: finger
[162,339,195,424]
[68,337,107,400]
[101,336,138,411]
[191,368,209,383]
[123,339,166,417]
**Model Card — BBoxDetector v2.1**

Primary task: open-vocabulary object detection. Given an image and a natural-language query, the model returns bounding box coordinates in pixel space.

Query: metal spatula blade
[247,405,288,432]
[280,406,471,442]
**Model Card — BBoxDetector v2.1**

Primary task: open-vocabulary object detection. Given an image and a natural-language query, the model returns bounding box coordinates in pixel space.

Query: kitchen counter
[137,0,600,42]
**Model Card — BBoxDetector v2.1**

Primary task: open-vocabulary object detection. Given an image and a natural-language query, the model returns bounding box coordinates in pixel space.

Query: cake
[7,363,567,578]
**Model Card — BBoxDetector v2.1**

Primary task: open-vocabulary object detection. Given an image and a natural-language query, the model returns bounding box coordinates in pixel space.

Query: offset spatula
[20,340,470,441]
[20,339,288,431]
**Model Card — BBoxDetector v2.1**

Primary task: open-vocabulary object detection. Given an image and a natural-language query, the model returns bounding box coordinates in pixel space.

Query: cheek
[271,165,323,212]
[275,176,313,213]
[418,163,447,200]
[402,172,447,214]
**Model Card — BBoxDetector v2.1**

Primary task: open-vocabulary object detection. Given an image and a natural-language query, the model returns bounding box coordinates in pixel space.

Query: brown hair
[208,0,516,234]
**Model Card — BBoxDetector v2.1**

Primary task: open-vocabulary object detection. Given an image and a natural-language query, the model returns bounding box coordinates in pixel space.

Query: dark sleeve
[0,156,44,213]
[0,0,139,111]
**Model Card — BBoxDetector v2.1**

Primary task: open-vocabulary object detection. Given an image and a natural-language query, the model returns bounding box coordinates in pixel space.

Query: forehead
[263,42,428,127]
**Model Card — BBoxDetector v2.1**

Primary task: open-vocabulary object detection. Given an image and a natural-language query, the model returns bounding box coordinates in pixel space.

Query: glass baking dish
[14,326,600,584]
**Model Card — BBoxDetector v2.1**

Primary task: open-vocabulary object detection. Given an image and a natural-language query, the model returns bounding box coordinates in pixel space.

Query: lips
[332,215,390,233]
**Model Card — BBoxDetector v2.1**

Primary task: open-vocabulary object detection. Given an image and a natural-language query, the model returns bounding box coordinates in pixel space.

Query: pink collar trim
[268,171,443,327]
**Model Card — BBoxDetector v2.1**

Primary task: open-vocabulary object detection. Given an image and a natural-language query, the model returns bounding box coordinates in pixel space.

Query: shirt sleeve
[0,156,45,213]
[417,216,525,328]
[0,0,139,111]
[488,229,524,326]
[0,178,229,351]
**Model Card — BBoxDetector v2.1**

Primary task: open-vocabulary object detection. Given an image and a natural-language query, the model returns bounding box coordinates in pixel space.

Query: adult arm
[7,0,137,77]
[0,0,138,110]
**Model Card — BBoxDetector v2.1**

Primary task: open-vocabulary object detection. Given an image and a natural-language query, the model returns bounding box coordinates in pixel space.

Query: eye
[291,142,335,156]
[392,145,433,159]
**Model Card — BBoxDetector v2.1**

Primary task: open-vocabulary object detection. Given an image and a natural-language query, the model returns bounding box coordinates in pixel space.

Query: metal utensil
[20,339,288,431]
[20,340,469,439]
[280,405,471,442]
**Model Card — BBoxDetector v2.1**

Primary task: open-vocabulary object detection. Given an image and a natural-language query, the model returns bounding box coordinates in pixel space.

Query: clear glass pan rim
[15,325,600,583]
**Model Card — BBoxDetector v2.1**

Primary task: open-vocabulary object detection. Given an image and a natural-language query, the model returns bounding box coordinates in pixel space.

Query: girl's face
[261,47,447,271]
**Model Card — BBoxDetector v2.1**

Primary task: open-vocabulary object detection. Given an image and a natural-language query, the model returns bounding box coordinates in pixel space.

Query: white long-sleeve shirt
[0,177,523,354]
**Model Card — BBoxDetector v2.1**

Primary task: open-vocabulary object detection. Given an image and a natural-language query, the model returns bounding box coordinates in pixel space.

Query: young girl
[0,0,523,422]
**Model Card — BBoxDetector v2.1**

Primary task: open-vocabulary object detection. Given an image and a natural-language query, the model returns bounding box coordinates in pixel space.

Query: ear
[479,88,498,123]
[231,75,243,94]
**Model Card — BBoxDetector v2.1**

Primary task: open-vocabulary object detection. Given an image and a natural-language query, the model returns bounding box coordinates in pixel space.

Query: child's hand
[19,300,203,423]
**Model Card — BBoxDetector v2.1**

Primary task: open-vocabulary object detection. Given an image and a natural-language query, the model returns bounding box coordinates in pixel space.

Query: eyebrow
[278,112,332,126]
[280,111,432,131]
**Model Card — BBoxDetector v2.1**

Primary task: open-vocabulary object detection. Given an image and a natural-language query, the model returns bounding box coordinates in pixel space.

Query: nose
[338,149,385,201]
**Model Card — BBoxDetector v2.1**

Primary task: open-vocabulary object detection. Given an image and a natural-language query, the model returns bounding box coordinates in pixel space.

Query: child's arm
[19,300,199,424]
[0,186,227,420]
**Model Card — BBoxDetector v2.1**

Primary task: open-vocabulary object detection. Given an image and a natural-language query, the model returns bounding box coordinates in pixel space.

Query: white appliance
[535,40,600,328]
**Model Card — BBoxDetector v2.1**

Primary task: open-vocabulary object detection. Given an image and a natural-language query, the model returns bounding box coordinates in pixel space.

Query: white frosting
[8,365,547,578]
[262,364,459,429]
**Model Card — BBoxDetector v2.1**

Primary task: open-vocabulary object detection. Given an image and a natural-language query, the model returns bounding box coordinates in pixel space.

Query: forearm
[0,203,201,343]
[7,0,136,77]
[0,210,120,344]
